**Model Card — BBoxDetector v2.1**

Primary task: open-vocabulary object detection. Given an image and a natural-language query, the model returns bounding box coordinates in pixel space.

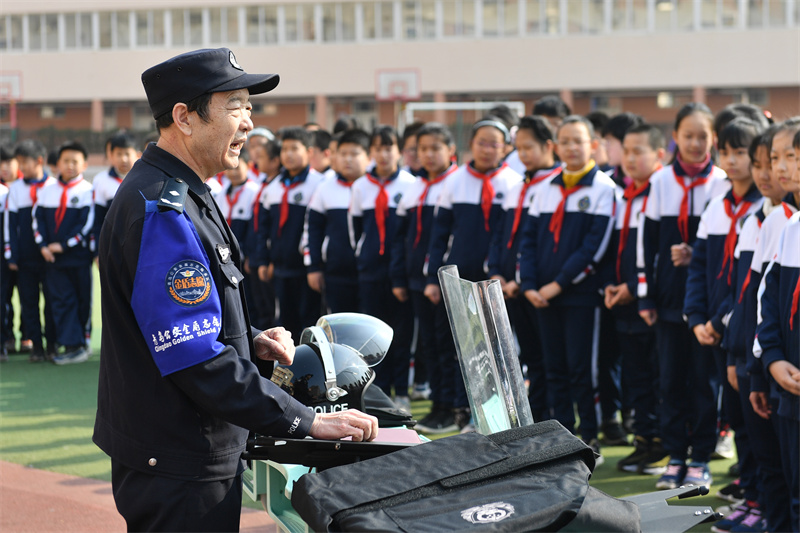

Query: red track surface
[0,461,277,533]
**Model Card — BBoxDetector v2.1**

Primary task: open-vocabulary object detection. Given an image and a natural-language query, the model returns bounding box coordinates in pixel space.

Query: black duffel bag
[291,420,640,532]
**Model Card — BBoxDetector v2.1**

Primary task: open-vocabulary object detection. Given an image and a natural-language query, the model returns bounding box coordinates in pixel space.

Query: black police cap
[141,48,279,119]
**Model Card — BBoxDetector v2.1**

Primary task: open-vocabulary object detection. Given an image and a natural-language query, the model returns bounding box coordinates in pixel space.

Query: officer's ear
[171,103,193,136]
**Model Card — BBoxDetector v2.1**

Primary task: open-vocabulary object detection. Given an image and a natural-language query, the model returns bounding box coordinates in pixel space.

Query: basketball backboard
[0,72,22,102]
[375,69,420,102]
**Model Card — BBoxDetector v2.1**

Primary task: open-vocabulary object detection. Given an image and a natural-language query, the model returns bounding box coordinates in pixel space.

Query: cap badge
[229,51,243,71]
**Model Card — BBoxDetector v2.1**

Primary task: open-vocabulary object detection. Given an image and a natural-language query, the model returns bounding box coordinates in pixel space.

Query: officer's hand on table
[254,327,295,365]
[309,409,379,442]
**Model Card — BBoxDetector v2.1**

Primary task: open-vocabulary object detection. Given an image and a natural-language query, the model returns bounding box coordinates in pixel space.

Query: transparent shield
[438,265,534,434]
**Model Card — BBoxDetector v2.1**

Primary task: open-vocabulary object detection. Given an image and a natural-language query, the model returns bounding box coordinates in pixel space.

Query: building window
[99,12,112,48]
[544,0,560,34]
[65,13,93,49]
[767,0,786,26]
[421,0,436,39]
[188,9,203,46]
[323,4,337,41]
[402,1,419,39]
[210,7,239,45]
[29,15,43,51]
[526,0,543,34]
[654,0,674,31]
[285,4,316,43]
[443,0,475,37]
[41,105,66,119]
[45,13,59,50]
[675,0,694,30]
[720,0,739,27]
[504,0,521,37]
[115,11,130,48]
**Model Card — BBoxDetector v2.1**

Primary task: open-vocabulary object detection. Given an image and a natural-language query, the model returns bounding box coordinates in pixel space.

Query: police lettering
[173,276,204,290]
[310,403,349,413]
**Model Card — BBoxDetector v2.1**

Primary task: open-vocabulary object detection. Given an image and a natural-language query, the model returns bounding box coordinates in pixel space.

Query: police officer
[93,48,378,532]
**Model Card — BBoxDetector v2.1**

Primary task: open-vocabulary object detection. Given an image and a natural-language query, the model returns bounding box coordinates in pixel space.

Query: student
[422,117,522,432]
[637,103,729,490]
[254,127,324,341]
[248,138,282,330]
[214,149,261,322]
[308,129,335,180]
[245,127,274,182]
[400,122,424,176]
[391,122,458,422]
[6,140,57,362]
[93,132,139,245]
[684,117,763,507]
[0,142,23,357]
[602,112,644,187]
[350,126,416,409]
[532,95,571,132]
[304,129,370,314]
[488,115,560,422]
[33,141,94,365]
[753,126,800,532]
[519,115,615,461]
[714,127,791,533]
[604,123,667,474]
[587,111,611,173]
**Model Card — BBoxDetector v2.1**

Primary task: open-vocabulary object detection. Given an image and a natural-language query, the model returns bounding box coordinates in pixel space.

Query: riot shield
[437,265,534,434]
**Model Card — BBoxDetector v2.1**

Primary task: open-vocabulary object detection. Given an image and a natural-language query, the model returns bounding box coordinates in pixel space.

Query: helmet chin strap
[304,326,349,402]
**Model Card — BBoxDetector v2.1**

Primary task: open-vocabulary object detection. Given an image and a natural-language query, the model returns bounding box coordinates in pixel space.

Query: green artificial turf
[0,267,736,525]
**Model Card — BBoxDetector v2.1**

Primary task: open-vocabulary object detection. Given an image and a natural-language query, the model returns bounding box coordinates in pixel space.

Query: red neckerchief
[278,178,303,237]
[27,177,48,205]
[55,176,83,233]
[415,164,457,248]
[673,165,710,243]
[616,181,651,282]
[548,173,585,253]
[718,193,752,285]
[337,174,354,188]
[792,271,800,330]
[466,163,507,232]
[783,202,795,219]
[213,172,224,184]
[507,166,560,249]
[225,181,249,226]
[366,173,392,255]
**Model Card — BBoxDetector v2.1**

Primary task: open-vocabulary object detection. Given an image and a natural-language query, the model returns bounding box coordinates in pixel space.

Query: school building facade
[1,0,799,148]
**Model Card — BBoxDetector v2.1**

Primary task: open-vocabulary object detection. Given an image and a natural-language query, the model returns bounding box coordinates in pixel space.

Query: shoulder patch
[166,260,212,307]
[157,178,189,213]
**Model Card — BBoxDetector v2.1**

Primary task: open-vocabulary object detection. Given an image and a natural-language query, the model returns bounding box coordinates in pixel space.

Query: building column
[692,86,707,104]
[315,94,328,130]
[90,99,103,132]
[560,88,574,111]
[433,92,446,124]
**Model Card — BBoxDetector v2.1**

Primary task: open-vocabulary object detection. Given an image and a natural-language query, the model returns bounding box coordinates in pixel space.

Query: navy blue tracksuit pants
[736,370,791,532]
[17,262,55,350]
[617,325,659,439]
[506,294,547,421]
[536,305,601,442]
[655,320,717,463]
[324,277,359,315]
[46,264,92,347]
[359,279,414,396]
[273,274,321,342]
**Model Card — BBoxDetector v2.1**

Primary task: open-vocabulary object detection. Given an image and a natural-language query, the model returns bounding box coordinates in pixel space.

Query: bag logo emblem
[461,502,515,524]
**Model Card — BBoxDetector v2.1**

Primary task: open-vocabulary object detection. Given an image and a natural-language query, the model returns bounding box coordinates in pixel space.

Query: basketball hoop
[375,69,420,102]
[0,72,22,102]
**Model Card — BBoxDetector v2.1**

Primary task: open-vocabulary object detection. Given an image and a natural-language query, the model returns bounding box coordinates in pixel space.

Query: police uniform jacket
[93,144,314,481]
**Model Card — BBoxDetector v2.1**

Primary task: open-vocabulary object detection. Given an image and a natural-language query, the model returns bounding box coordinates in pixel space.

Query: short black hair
[14,139,48,161]
[57,140,88,161]
[337,129,371,153]
[279,126,312,148]
[108,132,137,152]
[766,117,800,153]
[154,92,212,132]
[713,103,770,137]
[718,117,763,151]
[0,142,15,162]
[370,125,399,148]
[489,105,520,128]
[416,122,455,147]
[602,112,644,142]
[532,95,571,118]
[557,115,595,138]
[401,121,425,150]
[748,128,773,162]
[624,123,665,151]
[266,139,282,160]
[517,115,554,145]
[309,129,332,151]
[586,111,609,138]
[332,115,363,134]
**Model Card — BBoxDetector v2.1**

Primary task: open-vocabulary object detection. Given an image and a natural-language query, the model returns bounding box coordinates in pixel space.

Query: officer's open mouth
[230,140,244,152]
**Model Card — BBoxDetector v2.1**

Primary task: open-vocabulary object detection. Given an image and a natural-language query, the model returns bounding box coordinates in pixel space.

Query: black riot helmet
[270,313,392,414]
